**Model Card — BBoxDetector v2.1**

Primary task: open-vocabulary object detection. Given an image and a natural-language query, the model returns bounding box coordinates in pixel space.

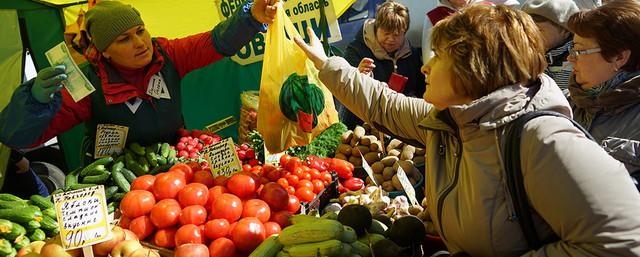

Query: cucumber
[129,143,146,156]
[24,220,40,233]
[160,143,170,158]
[29,195,53,210]
[42,208,56,220]
[81,172,111,184]
[79,157,113,177]
[111,171,131,193]
[13,235,29,250]
[105,186,119,200]
[0,194,22,202]
[0,219,13,238]
[120,168,137,183]
[0,200,28,209]
[0,207,42,224]
[0,239,11,256]
[39,216,58,234]
[4,222,25,241]
[28,229,46,242]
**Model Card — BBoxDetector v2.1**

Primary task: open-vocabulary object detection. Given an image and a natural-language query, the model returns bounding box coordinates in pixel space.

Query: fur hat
[521,0,580,30]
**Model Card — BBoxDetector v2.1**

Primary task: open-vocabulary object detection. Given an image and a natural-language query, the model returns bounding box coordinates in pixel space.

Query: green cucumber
[29,195,53,210]
[120,168,137,183]
[160,143,170,158]
[0,207,42,224]
[81,172,111,184]
[28,229,45,242]
[79,157,113,177]
[111,171,130,192]
[129,143,146,156]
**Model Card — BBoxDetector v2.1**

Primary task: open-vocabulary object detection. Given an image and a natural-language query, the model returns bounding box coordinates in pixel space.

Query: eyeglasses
[569,47,601,59]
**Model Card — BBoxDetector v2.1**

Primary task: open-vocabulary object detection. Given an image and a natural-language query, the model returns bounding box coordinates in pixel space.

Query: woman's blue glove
[31,65,67,103]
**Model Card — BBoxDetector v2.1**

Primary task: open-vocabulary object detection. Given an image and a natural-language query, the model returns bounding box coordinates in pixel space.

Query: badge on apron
[95,124,129,158]
[146,73,171,99]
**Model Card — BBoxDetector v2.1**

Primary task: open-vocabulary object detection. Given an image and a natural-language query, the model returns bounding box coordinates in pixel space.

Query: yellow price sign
[53,185,111,250]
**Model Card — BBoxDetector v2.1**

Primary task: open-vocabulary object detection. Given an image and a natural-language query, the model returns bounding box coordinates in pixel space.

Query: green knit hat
[85,1,144,52]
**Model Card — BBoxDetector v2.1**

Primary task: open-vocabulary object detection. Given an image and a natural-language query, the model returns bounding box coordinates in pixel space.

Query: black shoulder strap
[503,110,593,250]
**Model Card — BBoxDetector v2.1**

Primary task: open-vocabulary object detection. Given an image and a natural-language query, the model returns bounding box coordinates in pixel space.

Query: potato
[380,156,399,167]
[391,175,403,191]
[382,181,395,192]
[373,174,384,185]
[413,156,425,165]
[353,125,366,140]
[337,144,352,156]
[415,147,426,156]
[400,145,416,161]
[371,162,385,174]
[386,139,404,153]
[364,152,382,164]
[334,153,348,160]
[369,141,382,152]
[341,130,354,144]
[388,149,401,157]
[382,167,396,181]
[349,156,363,166]
[359,135,377,146]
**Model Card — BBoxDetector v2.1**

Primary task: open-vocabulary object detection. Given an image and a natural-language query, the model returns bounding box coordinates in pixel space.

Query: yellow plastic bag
[257,7,339,153]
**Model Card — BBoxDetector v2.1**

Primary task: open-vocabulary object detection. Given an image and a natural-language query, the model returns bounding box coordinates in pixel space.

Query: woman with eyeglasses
[567,0,640,173]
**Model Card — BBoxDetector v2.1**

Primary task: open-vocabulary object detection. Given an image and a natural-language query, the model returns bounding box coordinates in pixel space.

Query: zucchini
[39,216,58,234]
[13,235,29,250]
[0,195,22,202]
[81,172,111,184]
[79,157,113,177]
[29,195,53,210]
[120,168,137,183]
[4,222,25,241]
[0,239,11,256]
[0,201,28,210]
[24,220,40,233]
[129,143,146,156]
[28,229,45,242]
[0,220,12,238]
[0,207,42,224]
[105,186,119,200]
[160,143,170,158]
[42,208,56,220]
[111,171,130,193]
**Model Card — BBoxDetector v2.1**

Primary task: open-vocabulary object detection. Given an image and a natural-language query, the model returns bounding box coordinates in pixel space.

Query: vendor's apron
[80,44,183,165]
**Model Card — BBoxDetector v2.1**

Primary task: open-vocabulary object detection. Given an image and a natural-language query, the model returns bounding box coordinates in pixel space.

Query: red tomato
[311,179,325,193]
[209,238,235,257]
[295,187,315,202]
[231,217,266,253]
[170,163,195,183]
[154,228,177,248]
[210,193,243,223]
[226,173,257,199]
[192,170,215,188]
[153,172,187,200]
[297,180,313,190]
[120,190,156,218]
[263,222,281,237]
[279,154,292,167]
[242,199,271,223]
[175,224,204,246]
[129,215,155,240]
[150,199,182,228]
[180,205,208,226]
[203,219,230,240]
[175,243,209,257]
[270,210,292,228]
[287,195,301,213]
[130,175,156,191]
[259,183,289,211]
[177,183,209,207]
[214,176,228,187]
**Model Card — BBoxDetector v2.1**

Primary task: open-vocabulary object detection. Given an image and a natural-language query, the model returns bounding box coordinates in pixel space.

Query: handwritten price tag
[202,137,242,177]
[396,166,419,206]
[53,185,110,250]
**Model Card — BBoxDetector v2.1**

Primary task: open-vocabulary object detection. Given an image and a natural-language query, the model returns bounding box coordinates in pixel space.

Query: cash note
[45,42,95,102]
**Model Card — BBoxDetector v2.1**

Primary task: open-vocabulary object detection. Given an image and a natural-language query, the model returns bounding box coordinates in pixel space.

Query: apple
[93,226,126,256]
[126,248,161,257]
[17,241,45,257]
[110,240,143,257]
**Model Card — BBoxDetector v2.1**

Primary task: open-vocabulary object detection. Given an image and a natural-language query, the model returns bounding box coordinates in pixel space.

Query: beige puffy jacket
[318,57,640,257]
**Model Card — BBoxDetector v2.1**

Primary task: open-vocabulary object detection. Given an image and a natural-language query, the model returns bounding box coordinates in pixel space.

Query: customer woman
[567,0,640,173]
[295,4,640,257]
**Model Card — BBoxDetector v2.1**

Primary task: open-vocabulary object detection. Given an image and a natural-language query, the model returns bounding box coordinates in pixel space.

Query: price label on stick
[202,137,242,177]
[357,148,377,186]
[53,185,111,250]
[396,166,419,206]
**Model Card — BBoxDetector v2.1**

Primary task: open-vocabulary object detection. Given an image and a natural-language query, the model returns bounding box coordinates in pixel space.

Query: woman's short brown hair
[431,4,546,99]
[568,0,640,71]
[374,1,410,33]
